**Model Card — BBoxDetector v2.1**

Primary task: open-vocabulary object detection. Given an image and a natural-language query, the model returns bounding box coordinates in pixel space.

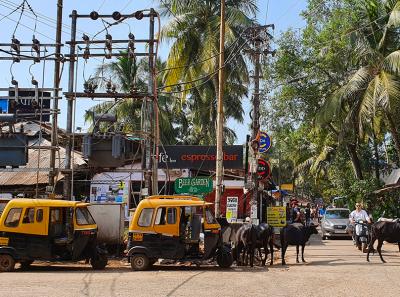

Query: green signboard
[174,177,213,194]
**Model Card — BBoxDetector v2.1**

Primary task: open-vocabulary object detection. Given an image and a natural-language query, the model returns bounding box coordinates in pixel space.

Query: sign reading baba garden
[174,177,213,195]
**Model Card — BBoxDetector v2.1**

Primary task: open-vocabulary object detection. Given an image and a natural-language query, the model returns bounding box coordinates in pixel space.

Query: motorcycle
[354,220,370,253]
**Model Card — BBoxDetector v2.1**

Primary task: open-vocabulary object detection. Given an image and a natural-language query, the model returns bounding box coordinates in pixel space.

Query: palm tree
[318,0,400,178]
[159,0,257,144]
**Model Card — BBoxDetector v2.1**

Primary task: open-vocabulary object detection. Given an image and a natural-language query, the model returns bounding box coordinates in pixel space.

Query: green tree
[159,0,257,144]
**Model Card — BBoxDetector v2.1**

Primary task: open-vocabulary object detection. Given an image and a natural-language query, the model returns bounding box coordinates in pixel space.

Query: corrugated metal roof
[0,138,85,186]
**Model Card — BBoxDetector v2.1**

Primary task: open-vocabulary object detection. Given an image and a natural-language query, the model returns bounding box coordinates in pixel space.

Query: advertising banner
[267,206,287,227]
[158,145,243,169]
[226,196,238,222]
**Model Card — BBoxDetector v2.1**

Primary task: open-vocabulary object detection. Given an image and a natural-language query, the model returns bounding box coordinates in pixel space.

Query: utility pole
[64,10,77,199]
[250,33,261,220]
[49,0,63,192]
[215,0,226,218]
[247,24,274,221]
[149,9,158,196]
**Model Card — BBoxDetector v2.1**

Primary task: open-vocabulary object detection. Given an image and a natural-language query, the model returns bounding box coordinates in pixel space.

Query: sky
[0,0,308,145]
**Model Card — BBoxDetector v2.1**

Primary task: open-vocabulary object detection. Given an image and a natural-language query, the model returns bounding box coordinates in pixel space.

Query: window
[76,207,96,225]
[325,210,350,219]
[167,208,177,224]
[50,209,61,223]
[155,207,166,225]
[138,208,154,227]
[5,208,22,227]
[22,208,35,224]
[36,209,43,222]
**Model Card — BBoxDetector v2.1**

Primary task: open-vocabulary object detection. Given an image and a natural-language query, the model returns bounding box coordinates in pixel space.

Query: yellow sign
[0,237,9,246]
[132,233,143,241]
[267,207,286,227]
[280,183,293,191]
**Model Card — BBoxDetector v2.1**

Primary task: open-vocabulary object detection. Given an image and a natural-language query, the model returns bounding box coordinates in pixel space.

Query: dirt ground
[1,232,399,297]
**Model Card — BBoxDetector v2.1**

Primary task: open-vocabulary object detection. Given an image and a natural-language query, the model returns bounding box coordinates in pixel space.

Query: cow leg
[258,247,268,266]
[250,247,254,267]
[398,242,399,252]
[296,245,300,263]
[269,239,274,266]
[236,242,243,266]
[367,236,376,262]
[301,244,306,263]
[377,240,386,263]
[281,244,287,265]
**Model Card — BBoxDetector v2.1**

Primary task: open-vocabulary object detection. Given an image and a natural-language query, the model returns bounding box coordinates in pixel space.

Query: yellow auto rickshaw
[127,195,233,270]
[0,199,107,272]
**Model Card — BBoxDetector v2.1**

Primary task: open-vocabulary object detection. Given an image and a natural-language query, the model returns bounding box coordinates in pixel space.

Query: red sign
[257,159,271,180]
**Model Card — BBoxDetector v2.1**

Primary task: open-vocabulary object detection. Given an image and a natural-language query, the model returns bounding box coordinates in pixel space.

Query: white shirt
[349,209,370,222]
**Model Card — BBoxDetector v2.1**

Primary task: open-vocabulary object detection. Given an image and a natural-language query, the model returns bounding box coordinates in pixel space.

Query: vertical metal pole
[251,36,261,220]
[64,10,77,199]
[49,0,63,190]
[149,9,158,196]
[215,0,226,218]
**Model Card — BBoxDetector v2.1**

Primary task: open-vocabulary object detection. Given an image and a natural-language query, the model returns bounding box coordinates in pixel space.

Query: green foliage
[263,0,400,211]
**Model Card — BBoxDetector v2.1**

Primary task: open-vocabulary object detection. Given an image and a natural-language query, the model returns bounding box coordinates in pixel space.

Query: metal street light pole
[215,0,226,218]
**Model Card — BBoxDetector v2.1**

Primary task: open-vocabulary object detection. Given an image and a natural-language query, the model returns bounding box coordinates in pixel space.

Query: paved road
[1,233,399,297]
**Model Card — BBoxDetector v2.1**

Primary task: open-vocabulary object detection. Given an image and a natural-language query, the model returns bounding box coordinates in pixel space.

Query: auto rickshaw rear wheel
[0,254,15,272]
[216,248,233,269]
[131,254,149,271]
[90,254,108,270]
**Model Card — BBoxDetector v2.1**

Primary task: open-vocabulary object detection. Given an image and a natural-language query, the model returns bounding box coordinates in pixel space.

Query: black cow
[280,223,318,265]
[255,223,275,266]
[235,223,257,267]
[367,220,400,263]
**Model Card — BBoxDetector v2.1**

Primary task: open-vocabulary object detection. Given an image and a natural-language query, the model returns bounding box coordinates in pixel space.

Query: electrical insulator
[106,80,112,93]
[134,11,144,20]
[90,11,99,20]
[105,34,112,59]
[112,11,121,21]
[128,33,135,59]
[11,37,20,54]
[82,34,90,60]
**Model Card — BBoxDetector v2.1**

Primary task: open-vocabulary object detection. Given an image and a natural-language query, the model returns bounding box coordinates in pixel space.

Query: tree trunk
[346,143,363,180]
[372,132,380,182]
[386,113,400,163]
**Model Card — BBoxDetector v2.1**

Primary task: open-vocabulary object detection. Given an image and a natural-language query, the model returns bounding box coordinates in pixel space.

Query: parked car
[321,208,351,239]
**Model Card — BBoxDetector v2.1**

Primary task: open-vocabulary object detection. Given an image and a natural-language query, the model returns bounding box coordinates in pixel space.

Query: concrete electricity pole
[248,25,274,220]
[215,0,226,218]
[49,0,63,191]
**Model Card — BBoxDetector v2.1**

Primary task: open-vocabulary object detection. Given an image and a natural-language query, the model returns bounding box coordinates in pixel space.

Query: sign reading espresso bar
[158,145,243,169]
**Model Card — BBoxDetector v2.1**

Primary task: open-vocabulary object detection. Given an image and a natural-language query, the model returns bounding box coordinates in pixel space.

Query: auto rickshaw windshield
[76,207,96,225]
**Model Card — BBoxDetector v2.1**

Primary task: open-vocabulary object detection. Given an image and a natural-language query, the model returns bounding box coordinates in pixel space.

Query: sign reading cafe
[159,145,243,169]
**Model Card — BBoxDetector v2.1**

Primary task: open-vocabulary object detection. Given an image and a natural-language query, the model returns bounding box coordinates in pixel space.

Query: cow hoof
[281,261,286,265]
[302,260,306,263]
[382,260,386,263]
[296,260,299,263]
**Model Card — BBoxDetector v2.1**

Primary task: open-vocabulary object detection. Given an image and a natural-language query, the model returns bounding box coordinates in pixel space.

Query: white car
[321,208,351,239]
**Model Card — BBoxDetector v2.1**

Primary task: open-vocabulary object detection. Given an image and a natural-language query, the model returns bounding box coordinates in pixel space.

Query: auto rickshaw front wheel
[131,254,149,271]
[0,254,15,272]
[90,254,108,270]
